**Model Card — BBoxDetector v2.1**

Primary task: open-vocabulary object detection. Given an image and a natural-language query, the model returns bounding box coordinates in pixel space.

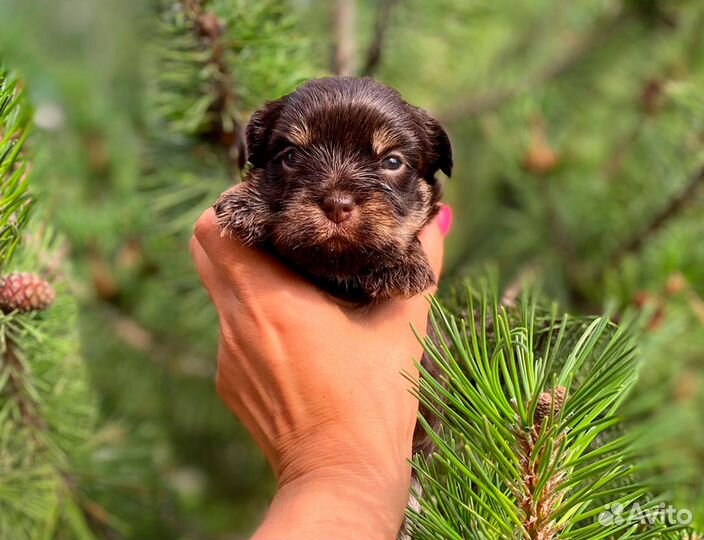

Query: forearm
[252,470,410,540]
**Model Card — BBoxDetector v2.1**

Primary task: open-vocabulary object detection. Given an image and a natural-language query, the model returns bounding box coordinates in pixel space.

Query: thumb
[395,204,451,331]
[418,204,452,285]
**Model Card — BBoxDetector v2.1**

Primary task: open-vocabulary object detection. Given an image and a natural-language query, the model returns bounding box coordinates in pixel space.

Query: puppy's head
[245,77,452,276]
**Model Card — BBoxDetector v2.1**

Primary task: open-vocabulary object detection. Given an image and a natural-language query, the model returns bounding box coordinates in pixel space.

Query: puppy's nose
[321,193,356,224]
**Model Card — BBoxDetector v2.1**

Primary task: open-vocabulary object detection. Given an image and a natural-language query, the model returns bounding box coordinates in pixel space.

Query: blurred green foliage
[0,0,702,537]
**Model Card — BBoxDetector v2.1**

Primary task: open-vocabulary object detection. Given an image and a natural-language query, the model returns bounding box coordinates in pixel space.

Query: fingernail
[437,204,453,236]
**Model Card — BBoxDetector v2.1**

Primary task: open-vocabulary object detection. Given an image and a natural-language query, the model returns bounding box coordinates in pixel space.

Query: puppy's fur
[215,77,452,302]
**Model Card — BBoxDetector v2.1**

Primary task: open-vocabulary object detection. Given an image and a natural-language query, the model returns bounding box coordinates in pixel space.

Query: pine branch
[0,64,104,540]
[0,317,98,539]
[408,287,689,539]
[183,0,242,174]
[360,0,400,77]
[541,182,597,310]
[0,70,32,268]
[102,303,214,378]
[437,10,630,123]
[602,119,648,180]
[3,334,47,432]
[604,76,672,181]
[514,403,568,540]
[500,262,540,307]
[609,164,704,267]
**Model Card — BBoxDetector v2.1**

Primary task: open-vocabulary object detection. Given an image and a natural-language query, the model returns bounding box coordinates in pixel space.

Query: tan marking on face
[288,123,311,147]
[361,194,419,249]
[372,127,398,156]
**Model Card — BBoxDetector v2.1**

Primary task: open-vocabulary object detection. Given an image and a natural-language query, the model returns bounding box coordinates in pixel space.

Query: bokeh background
[0,0,702,538]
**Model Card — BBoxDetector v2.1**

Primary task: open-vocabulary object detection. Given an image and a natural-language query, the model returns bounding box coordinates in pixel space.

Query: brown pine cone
[522,118,560,175]
[534,386,567,425]
[0,272,56,313]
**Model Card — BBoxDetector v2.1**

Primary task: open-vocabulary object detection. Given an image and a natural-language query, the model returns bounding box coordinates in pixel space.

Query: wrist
[252,465,411,540]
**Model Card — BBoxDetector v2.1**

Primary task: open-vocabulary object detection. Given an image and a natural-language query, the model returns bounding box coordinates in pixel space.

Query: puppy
[214,77,452,538]
[214,76,452,303]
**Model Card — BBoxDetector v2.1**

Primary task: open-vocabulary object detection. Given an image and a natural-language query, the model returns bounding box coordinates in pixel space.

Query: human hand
[190,195,451,540]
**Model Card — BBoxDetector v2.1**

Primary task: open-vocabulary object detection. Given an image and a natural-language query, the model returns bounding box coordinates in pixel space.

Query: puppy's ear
[413,107,453,179]
[245,99,285,168]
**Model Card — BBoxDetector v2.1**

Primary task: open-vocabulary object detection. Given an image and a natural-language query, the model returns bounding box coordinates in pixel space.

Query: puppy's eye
[281,148,297,167]
[381,155,403,171]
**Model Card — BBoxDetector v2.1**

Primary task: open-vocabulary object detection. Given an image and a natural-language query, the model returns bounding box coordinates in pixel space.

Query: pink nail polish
[438,205,453,236]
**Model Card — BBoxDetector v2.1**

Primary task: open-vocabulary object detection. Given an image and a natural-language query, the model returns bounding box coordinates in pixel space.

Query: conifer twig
[410,291,678,539]
[610,165,704,267]
[3,335,47,432]
[360,0,400,77]
[515,427,566,539]
[438,10,629,122]
[102,304,214,378]
[1,333,103,531]
[602,120,647,180]
[501,262,539,307]
[183,0,242,174]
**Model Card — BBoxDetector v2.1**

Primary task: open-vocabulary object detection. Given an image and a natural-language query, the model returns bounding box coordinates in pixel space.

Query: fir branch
[360,0,400,77]
[609,164,704,267]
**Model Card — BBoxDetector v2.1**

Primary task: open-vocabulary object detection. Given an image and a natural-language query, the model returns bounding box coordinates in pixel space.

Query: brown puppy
[214,76,452,303]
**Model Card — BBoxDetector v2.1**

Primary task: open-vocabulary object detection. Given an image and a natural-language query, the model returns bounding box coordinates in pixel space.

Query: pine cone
[0,272,55,313]
[534,386,567,425]
[522,118,560,175]
[665,273,687,296]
